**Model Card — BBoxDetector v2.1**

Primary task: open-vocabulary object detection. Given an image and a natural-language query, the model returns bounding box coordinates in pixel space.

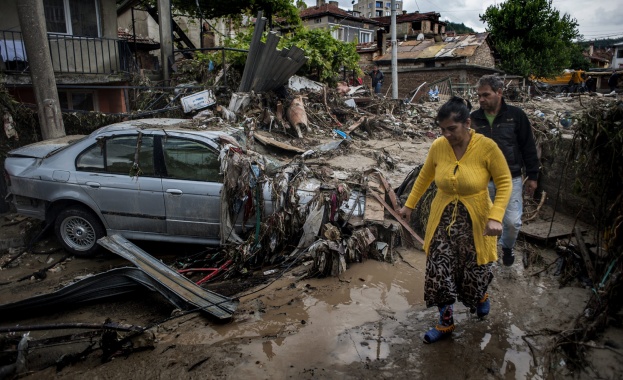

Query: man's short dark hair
[477,74,504,92]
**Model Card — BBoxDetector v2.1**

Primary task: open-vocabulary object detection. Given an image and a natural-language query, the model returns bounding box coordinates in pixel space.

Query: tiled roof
[375,33,489,62]
[117,28,158,44]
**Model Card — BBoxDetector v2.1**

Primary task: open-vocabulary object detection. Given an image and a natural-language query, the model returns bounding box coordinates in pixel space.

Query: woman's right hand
[398,206,413,220]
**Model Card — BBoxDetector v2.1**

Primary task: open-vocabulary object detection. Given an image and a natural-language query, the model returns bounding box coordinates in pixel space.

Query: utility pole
[390,0,398,99]
[157,0,173,82]
[17,0,65,140]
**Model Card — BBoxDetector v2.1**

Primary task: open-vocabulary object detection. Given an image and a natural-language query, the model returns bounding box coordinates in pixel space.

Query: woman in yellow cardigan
[399,97,512,343]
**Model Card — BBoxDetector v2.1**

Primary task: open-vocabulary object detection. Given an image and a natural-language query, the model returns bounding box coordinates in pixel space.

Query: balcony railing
[0,30,138,75]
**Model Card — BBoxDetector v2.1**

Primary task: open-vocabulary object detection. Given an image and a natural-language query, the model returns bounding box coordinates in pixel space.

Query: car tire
[54,206,105,257]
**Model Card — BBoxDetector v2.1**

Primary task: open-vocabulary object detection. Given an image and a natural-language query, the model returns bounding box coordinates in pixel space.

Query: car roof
[91,118,240,140]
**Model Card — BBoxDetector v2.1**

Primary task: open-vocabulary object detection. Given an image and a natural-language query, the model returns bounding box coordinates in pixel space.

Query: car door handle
[166,189,183,195]
[86,181,101,188]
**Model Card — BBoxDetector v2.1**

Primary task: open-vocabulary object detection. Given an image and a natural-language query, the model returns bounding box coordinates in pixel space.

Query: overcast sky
[304,0,623,41]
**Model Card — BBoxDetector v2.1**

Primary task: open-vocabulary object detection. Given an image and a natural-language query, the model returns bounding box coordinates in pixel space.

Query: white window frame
[44,0,101,37]
[331,27,345,41]
[360,31,372,43]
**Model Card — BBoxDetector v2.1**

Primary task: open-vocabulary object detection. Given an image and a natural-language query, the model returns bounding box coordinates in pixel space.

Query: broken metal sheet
[295,203,325,250]
[288,75,324,92]
[98,235,238,319]
[453,45,478,57]
[419,44,445,59]
[316,140,344,152]
[0,267,173,316]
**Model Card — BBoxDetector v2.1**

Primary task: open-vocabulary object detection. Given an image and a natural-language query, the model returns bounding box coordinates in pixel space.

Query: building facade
[353,0,403,18]
[0,0,132,113]
[300,1,379,43]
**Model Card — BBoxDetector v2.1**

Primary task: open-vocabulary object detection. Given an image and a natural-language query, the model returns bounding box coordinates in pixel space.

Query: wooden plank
[253,132,306,153]
[520,218,585,240]
[574,227,597,286]
[346,116,366,134]
[370,192,424,245]
[364,176,385,222]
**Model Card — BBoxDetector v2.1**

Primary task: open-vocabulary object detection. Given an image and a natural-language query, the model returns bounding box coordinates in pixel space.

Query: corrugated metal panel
[419,44,445,59]
[454,45,478,57]
[99,235,239,319]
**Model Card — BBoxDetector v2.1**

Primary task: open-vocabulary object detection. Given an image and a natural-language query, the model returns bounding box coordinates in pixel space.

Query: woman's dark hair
[436,96,472,124]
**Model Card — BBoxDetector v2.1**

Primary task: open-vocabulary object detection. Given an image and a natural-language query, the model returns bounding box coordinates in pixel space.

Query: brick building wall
[377,65,502,99]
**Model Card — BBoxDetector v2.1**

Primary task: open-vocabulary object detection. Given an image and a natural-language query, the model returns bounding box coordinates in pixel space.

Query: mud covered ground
[2,96,623,379]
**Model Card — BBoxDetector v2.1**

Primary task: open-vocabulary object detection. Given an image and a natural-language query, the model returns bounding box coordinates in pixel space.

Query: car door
[160,136,222,238]
[75,133,166,233]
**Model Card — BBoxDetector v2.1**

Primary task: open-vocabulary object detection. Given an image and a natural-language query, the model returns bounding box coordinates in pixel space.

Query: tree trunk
[16,0,65,140]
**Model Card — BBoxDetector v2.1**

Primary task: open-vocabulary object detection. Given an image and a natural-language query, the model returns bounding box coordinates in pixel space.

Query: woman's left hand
[483,219,503,236]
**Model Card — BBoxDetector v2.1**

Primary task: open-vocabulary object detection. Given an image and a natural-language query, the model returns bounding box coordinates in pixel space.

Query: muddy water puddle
[165,250,427,376]
[156,251,561,379]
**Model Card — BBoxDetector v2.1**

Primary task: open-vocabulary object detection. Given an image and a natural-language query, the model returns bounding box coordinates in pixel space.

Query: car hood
[8,135,86,159]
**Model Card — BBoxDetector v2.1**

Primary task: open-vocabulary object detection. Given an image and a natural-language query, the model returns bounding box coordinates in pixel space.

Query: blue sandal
[477,293,490,318]
[423,324,455,343]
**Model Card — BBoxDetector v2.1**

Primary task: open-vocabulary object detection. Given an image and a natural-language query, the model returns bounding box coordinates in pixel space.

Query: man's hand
[398,206,413,220]
[483,219,503,236]
[525,179,537,197]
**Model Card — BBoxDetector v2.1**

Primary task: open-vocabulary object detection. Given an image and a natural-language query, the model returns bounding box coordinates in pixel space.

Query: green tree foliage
[444,21,475,34]
[169,0,301,25]
[283,27,361,84]
[480,0,580,78]
[568,44,590,71]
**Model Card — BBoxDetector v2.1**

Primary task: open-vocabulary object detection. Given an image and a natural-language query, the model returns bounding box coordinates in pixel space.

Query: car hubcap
[61,216,96,251]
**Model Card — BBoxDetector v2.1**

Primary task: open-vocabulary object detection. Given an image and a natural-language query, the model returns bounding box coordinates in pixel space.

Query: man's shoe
[476,293,490,318]
[502,248,515,266]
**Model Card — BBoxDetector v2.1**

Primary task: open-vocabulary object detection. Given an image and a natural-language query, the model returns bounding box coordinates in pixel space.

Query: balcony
[0,30,137,76]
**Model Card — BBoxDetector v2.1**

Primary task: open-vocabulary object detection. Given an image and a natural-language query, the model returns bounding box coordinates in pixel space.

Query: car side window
[76,135,155,176]
[162,137,221,182]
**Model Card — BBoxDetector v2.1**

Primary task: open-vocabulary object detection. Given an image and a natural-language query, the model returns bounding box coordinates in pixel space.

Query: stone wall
[467,42,495,68]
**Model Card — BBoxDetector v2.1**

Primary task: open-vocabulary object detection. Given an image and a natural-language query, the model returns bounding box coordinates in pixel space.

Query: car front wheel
[54,206,105,257]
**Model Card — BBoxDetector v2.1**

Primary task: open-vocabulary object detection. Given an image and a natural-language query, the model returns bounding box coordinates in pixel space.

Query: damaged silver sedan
[3,119,289,256]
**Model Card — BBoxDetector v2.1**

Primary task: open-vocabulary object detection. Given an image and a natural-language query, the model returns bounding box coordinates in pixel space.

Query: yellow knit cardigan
[405,130,512,265]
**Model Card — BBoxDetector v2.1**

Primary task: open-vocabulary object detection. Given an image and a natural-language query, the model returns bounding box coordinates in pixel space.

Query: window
[376,10,383,16]
[315,18,322,24]
[76,135,155,176]
[360,32,372,43]
[386,2,391,8]
[58,91,96,111]
[331,27,344,41]
[368,12,372,17]
[368,3,372,8]
[386,11,391,16]
[58,91,95,111]
[43,0,100,37]
[163,138,221,182]
[375,1,383,8]
[618,49,623,59]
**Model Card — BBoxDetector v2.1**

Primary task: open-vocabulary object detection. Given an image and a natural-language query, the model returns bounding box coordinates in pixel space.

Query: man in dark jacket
[369,65,384,94]
[471,74,540,267]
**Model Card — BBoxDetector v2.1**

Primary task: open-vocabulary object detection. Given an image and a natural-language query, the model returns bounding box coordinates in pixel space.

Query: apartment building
[354,0,403,18]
